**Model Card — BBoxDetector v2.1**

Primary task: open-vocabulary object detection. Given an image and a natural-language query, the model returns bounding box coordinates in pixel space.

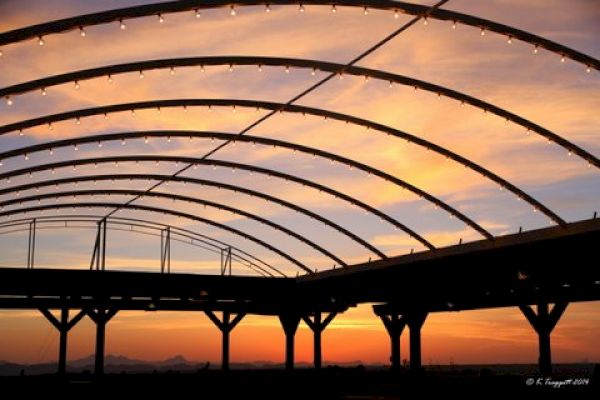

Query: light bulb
[121,139,126,145]
[285,65,290,73]
[170,67,175,75]
[560,55,565,63]
[230,5,236,16]
[48,123,53,130]
[265,4,271,13]
[167,136,171,142]
[74,81,80,90]
[507,36,512,44]
[394,10,399,19]
[107,74,113,83]
[331,5,337,13]
[120,19,126,30]
[422,16,427,25]
[97,141,102,148]
[144,136,149,143]
[79,27,86,37]
[139,70,144,79]
[76,117,81,125]
[452,20,456,29]
[104,113,109,120]
[38,36,45,46]
[299,4,305,13]
[258,64,262,72]
[363,7,368,16]
[0,50,3,57]
[533,45,538,54]
[74,145,78,151]
[480,28,485,36]
[5,96,12,106]
[311,68,316,76]
[586,66,591,73]
[158,14,164,23]
[41,88,47,96]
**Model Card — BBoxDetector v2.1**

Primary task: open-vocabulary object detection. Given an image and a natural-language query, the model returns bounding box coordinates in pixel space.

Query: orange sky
[0,0,599,365]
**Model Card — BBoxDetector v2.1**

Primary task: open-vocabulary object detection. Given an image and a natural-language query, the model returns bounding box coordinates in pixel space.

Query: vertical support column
[89,219,107,271]
[39,307,86,375]
[519,302,568,375]
[375,311,406,371]
[160,227,171,273]
[205,311,246,371]
[27,218,37,269]
[87,308,118,376]
[279,314,301,371]
[302,312,338,369]
[407,312,428,372]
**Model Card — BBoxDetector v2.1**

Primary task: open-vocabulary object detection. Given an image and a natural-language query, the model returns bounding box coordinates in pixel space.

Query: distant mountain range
[0,355,383,375]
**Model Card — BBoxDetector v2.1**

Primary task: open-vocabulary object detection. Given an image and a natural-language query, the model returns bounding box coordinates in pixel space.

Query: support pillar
[407,312,428,372]
[39,307,86,375]
[279,314,301,370]
[519,302,568,375]
[378,313,406,371]
[86,308,118,376]
[302,312,337,369]
[205,311,246,371]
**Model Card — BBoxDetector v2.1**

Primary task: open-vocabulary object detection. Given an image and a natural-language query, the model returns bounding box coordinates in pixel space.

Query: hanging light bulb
[121,138,126,146]
[41,88,47,96]
[167,136,171,142]
[139,70,144,79]
[107,74,113,83]
[258,64,263,72]
[74,81,80,90]
[74,144,78,151]
[49,148,53,155]
[265,4,271,13]
[194,9,201,18]
[79,27,86,37]
[331,5,337,13]
[452,20,456,29]
[38,36,45,46]
[158,14,165,23]
[480,27,485,36]
[119,19,126,30]
[144,136,149,144]
[507,36,512,44]
[230,5,236,16]
[299,3,305,13]
[229,64,234,72]
[394,9,399,19]
[285,65,290,73]
[200,65,205,73]
[48,123,53,130]
[0,50,3,57]
[586,65,592,73]
[131,109,136,117]
[311,68,316,76]
[560,55,566,63]
[97,141,102,148]
[5,96,12,106]
[533,45,539,54]
[76,117,81,125]
[170,66,175,75]
[422,16,427,25]
[104,113,109,120]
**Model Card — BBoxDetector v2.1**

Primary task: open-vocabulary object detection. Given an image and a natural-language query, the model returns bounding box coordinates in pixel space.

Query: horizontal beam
[0,99,565,226]
[0,56,596,169]
[0,1,596,70]
[0,173,385,259]
[0,130,492,240]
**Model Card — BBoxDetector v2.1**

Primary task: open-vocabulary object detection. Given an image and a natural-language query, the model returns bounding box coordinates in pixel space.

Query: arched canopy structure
[0,0,597,275]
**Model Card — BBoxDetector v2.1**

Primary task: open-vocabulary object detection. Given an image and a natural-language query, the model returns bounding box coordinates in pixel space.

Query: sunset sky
[0,0,598,366]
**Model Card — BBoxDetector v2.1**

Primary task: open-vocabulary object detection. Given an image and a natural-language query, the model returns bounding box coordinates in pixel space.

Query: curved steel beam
[0,213,280,276]
[0,130,494,239]
[0,99,566,226]
[0,202,313,273]
[0,156,435,250]
[0,189,350,268]
[0,216,273,277]
[0,174,387,258]
[0,57,595,169]
[0,1,596,69]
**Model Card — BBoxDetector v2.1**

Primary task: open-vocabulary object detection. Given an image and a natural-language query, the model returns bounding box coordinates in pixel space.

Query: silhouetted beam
[0,57,596,169]
[0,99,566,226]
[0,1,596,69]
[308,219,600,307]
[0,189,352,266]
[0,202,312,273]
[0,130,492,240]
[0,214,280,276]
[0,156,434,251]
[0,175,386,259]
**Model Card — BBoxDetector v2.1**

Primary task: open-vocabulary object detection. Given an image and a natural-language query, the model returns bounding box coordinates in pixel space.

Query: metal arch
[0,213,281,276]
[0,202,314,273]
[0,216,274,277]
[0,174,387,258]
[0,156,435,251]
[0,130,494,239]
[0,189,350,268]
[0,57,596,169]
[0,99,566,226]
[0,0,596,70]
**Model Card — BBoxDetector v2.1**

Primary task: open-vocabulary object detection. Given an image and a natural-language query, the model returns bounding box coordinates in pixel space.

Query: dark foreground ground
[0,367,597,398]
